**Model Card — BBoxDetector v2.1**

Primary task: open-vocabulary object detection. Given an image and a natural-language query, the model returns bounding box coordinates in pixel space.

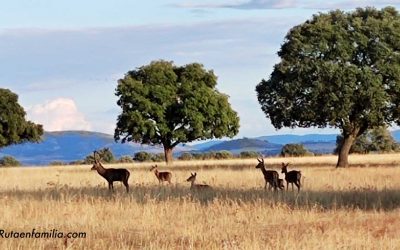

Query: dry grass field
[1,154,400,249]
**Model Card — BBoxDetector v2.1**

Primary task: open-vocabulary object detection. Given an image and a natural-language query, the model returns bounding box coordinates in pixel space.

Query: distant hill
[257,134,338,144]
[2,130,400,166]
[204,138,282,154]
[0,131,164,165]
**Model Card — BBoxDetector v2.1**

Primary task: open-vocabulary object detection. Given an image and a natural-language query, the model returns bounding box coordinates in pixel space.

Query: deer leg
[123,181,129,193]
[286,181,289,191]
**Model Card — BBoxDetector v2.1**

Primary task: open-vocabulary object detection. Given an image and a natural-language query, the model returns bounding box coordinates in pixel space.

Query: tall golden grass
[1,154,400,249]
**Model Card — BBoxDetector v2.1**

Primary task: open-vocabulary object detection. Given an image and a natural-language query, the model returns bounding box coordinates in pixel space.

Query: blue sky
[1,0,400,138]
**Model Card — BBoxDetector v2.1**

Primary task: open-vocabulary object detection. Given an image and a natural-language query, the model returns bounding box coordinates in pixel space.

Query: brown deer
[255,157,280,191]
[186,172,211,190]
[281,162,302,192]
[91,151,130,193]
[150,165,172,184]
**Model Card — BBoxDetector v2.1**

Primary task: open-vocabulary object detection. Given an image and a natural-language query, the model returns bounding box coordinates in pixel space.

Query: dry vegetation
[1,154,400,249]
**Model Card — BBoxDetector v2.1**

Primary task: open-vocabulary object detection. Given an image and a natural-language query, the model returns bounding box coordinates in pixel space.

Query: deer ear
[194,172,197,176]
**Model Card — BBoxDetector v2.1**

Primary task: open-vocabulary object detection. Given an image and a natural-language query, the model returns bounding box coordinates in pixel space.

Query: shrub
[281,144,310,157]
[215,150,233,159]
[178,152,193,160]
[240,151,260,159]
[133,151,153,162]
[48,161,66,166]
[151,153,165,162]
[117,156,134,163]
[0,156,21,167]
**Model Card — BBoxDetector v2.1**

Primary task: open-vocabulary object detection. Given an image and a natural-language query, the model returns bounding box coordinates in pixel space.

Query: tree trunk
[336,134,355,168]
[164,147,173,165]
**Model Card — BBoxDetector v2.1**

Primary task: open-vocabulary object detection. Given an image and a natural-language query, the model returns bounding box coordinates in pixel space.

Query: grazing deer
[150,165,172,184]
[91,151,130,193]
[281,162,302,192]
[255,157,279,191]
[186,172,211,190]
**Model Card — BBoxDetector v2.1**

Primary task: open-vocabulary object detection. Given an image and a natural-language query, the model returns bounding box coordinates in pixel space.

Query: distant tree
[117,156,134,163]
[114,60,240,164]
[335,126,398,154]
[215,150,233,159]
[178,152,193,160]
[256,7,400,167]
[151,153,165,162]
[0,88,43,149]
[0,156,21,167]
[84,148,115,164]
[281,144,310,157]
[133,151,153,162]
[369,126,399,152]
[239,151,260,159]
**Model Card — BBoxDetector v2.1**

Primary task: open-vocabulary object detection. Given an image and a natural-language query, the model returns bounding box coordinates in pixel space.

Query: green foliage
[239,151,260,159]
[0,88,43,148]
[215,150,233,159]
[133,151,153,162]
[114,60,240,163]
[256,7,400,166]
[117,156,134,163]
[0,156,21,167]
[335,126,399,154]
[84,148,115,164]
[151,153,165,162]
[281,144,311,157]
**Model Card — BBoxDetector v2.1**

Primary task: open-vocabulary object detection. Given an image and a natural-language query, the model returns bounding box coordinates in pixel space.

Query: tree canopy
[0,88,43,149]
[114,60,240,164]
[256,7,400,167]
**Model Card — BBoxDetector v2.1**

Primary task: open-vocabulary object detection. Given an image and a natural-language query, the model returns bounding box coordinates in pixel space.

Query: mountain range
[1,130,400,166]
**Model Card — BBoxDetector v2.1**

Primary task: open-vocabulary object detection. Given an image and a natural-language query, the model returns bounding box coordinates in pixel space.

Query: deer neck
[190,179,196,188]
[154,169,160,178]
[96,163,107,176]
[260,165,268,175]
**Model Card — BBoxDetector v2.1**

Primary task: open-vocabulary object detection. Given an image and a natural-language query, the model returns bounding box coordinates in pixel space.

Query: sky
[2,0,400,138]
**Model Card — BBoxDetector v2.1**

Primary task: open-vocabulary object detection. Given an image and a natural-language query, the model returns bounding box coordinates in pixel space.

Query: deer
[278,178,285,190]
[186,172,212,190]
[255,157,280,191]
[150,165,172,184]
[281,162,302,192]
[91,151,130,193]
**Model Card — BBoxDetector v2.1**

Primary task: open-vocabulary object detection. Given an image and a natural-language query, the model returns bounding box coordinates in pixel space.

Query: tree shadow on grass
[1,184,400,211]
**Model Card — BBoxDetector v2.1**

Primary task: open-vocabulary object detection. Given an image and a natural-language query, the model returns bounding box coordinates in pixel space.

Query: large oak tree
[114,60,240,164]
[0,88,43,149]
[256,7,400,167]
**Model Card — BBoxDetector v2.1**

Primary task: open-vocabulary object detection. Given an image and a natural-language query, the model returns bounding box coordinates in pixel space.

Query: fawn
[186,172,211,190]
[150,165,172,184]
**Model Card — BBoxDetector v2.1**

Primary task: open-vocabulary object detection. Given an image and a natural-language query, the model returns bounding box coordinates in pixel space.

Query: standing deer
[150,165,172,184]
[255,157,279,191]
[281,162,302,192]
[186,172,211,190]
[91,151,130,193]
[277,178,285,190]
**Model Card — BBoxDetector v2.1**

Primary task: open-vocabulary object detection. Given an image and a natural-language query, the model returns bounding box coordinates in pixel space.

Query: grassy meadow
[1,154,400,249]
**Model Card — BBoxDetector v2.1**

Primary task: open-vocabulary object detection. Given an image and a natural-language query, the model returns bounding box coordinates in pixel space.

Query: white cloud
[27,98,91,131]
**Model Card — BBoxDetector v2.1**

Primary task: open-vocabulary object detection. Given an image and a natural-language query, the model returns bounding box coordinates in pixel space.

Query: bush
[0,156,21,167]
[178,152,193,160]
[240,151,260,159]
[84,147,115,164]
[117,156,134,163]
[215,150,233,159]
[281,144,310,157]
[151,153,165,162]
[133,151,153,162]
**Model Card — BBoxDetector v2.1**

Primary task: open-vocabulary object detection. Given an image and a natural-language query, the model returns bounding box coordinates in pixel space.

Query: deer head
[186,172,197,182]
[91,151,102,171]
[255,157,265,169]
[281,162,289,173]
[150,165,158,172]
